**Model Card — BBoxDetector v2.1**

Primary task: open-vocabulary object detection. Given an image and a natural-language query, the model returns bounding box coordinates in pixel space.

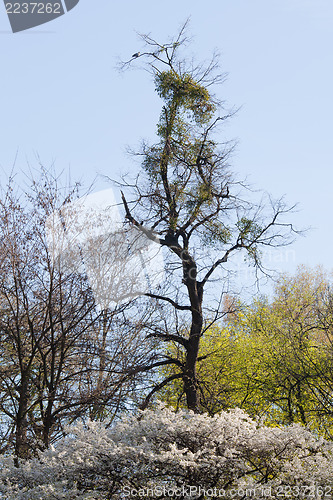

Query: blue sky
[1,0,332,286]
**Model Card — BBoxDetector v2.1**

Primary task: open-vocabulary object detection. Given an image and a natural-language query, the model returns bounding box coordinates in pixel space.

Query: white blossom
[0,404,332,499]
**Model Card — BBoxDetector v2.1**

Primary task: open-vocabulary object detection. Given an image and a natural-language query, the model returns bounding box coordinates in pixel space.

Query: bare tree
[0,171,153,459]
[119,22,297,412]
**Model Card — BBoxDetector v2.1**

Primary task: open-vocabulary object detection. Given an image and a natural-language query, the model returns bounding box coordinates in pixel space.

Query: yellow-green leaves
[202,220,232,247]
[159,267,333,437]
[236,217,262,242]
[155,71,215,126]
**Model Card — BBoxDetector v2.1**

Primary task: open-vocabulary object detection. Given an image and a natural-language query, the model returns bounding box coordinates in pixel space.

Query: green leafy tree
[234,266,333,435]
[161,266,333,436]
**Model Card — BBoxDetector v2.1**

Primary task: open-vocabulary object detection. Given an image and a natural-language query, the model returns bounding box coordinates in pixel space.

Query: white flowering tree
[1,404,332,499]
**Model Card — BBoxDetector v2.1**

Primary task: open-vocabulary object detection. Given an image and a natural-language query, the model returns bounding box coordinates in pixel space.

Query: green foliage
[201,220,232,247]
[236,217,262,243]
[155,70,215,126]
[160,267,333,438]
[160,323,237,415]
[144,66,227,237]
[142,64,226,237]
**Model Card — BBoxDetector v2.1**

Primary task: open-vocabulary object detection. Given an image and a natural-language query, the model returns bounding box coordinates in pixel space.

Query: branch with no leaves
[126,358,183,378]
[145,292,191,311]
[146,329,189,349]
[139,373,184,410]
[121,191,161,244]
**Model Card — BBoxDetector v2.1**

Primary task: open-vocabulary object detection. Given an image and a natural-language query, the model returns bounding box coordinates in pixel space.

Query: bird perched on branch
[131,52,140,58]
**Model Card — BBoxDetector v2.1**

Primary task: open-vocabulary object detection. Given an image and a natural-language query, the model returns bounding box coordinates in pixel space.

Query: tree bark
[182,253,203,412]
[15,372,30,464]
